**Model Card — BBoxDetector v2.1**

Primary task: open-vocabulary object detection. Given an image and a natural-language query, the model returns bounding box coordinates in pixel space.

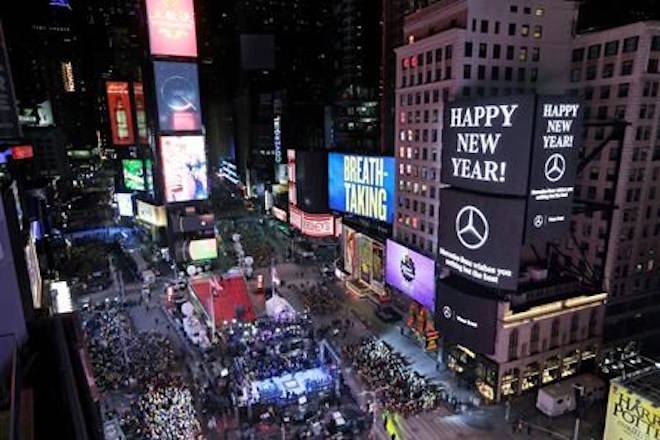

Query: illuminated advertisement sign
[133,82,148,144]
[372,242,384,284]
[438,189,525,290]
[136,200,167,226]
[106,81,135,146]
[385,240,436,311]
[146,0,197,58]
[24,241,42,308]
[328,153,395,223]
[287,149,295,163]
[122,159,146,191]
[19,100,54,127]
[186,238,218,261]
[301,213,334,237]
[272,206,287,222]
[604,381,660,440]
[360,236,373,284]
[435,278,499,354]
[0,23,20,140]
[11,145,33,160]
[289,205,302,229]
[441,95,536,196]
[145,159,154,193]
[116,193,134,217]
[154,61,202,132]
[160,135,208,203]
[344,226,356,274]
[274,115,282,164]
[526,96,582,242]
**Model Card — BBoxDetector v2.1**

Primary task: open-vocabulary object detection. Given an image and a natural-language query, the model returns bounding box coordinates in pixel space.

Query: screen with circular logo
[154,61,202,131]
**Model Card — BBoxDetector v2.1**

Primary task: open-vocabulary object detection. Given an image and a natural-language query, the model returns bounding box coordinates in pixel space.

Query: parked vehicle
[536,374,605,417]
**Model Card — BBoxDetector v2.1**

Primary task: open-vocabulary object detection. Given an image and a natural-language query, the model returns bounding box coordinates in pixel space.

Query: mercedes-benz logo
[455,205,489,250]
[533,215,544,228]
[544,153,566,183]
[442,306,453,320]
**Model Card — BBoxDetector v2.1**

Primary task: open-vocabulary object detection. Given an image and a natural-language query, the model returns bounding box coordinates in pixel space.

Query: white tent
[265,294,296,321]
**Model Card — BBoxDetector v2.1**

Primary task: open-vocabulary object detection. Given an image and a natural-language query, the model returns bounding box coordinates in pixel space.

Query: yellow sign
[604,382,660,440]
[136,200,167,227]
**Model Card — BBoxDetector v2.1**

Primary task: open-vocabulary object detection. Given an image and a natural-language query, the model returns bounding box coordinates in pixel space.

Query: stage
[246,367,336,405]
[190,274,256,325]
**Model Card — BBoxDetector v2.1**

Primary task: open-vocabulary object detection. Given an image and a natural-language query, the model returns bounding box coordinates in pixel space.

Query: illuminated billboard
[154,61,202,132]
[372,242,384,284]
[329,153,395,223]
[133,82,148,144]
[301,213,334,237]
[24,241,42,308]
[186,238,218,261]
[116,193,134,217]
[604,381,660,440]
[146,0,197,58]
[106,81,135,146]
[160,135,208,203]
[385,240,436,311]
[272,206,287,222]
[136,200,167,226]
[122,159,146,191]
[344,226,356,274]
[145,159,154,193]
[360,236,373,284]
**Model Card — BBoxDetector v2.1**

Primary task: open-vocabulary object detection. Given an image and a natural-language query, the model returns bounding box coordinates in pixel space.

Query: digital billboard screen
[0,23,20,140]
[122,159,145,191]
[296,151,328,214]
[106,81,135,146]
[344,226,356,274]
[525,96,582,242]
[133,82,148,144]
[360,236,372,284]
[146,0,197,58]
[188,238,217,261]
[372,243,384,284]
[116,193,134,217]
[301,213,334,237]
[328,153,395,223]
[160,135,208,203]
[154,61,202,132]
[438,189,525,290]
[441,95,536,196]
[435,278,499,355]
[385,240,435,311]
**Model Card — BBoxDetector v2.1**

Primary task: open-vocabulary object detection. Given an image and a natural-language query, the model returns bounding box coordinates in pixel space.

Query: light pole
[572,384,584,440]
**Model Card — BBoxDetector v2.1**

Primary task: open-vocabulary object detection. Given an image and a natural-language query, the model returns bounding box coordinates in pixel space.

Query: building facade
[561,22,660,352]
[393,0,577,256]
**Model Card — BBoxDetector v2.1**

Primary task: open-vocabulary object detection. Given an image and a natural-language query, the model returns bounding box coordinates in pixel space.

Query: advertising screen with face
[154,61,202,132]
[441,95,536,196]
[106,81,135,146]
[328,153,395,223]
[122,159,145,191]
[438,189,525,290]
[385,240,435,311]
[160,135,208,203]
[344,226,356,274]
[146,0,197,58]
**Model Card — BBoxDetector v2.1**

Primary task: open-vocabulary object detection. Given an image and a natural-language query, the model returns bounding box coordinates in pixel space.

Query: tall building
[393,0,577,256]
[561,22,660,353]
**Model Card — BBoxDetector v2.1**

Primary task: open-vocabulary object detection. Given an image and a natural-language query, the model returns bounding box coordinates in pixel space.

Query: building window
[480,20,489,33]
[604,40,619,56]
[602,63,614,78]
[587,44,601,60]
[519,47,528,61]
[570,314,579,343]
[479,43,487,58]
[588,309,598,337]
[530,324,540,355]
[491,66,500,80]
[445,44,453,59]
[463,64,471,79]
[532,47,540,62]
[418,53,424,66]
[435,48,442,61]
[570,68,581,82]
[508,23,516,36]
[518,67,526,81]
[623,36,639,53]
[521,24,529,37]
[618,82,629,97]
[510,5,518,12]
[445,66,452,79]
[621,60,633,76]
[493,44,501,59]
[505,67,513,81]
[530,67,538,82]
[462,86,471,97]
[535,7,544,16]
[550,318,560,348]
[508,329,519,361]
[506,45,514,60]
[426,50,433,64]
[464,42,473,57]
[523,6,531,14]
[495,21,500,34]
[572,48,585,62]
[648,59,659,74]
[586,65,597,80]
[477,65,485,80]
[533,25,542,39]
[600,85,611,99]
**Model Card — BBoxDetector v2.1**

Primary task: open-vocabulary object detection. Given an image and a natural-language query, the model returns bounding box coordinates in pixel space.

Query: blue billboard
[328,153,395,224]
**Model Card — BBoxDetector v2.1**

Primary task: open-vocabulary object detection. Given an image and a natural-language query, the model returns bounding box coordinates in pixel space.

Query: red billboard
[133,82,148,144]
[146,0,198,58]
[106,81,135,146]
[11,145,33,160]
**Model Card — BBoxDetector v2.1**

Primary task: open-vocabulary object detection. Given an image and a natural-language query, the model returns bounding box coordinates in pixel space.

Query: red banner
[106,81,135,146]
[11,145,33,160]
[146,0,197,58]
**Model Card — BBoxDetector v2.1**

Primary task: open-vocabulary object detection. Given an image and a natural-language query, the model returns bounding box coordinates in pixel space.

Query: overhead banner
[441,95,536,196]
[146,0,197,58]
[436,279,499,355]
[0,23,20,140]
[106,81,135,146]
[438,189,525,290]
[526,96,582,242]
[154,61,202,132]
[385,240,436,311]
[161,135,208,203]
[328,153,395,223]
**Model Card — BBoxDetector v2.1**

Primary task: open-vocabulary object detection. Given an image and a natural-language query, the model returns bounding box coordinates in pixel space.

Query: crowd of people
[290,280,340,315]
[220,220,274,267]
[344,337,442,417]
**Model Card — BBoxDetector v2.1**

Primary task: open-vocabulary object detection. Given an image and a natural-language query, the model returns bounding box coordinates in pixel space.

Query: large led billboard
[435,278,499,355]
[441,95,536,196]
[328,153,395,223]
[106,81,135,146]
[344,226,356,274]
[525,96,582,242]
[146,0,197,58]
[154,61,202,132]
[385,240,435,311]
[122,159,146,191]
[296,151,329,213]
[133,82,148,144]
[438,189,525,290]
[187,238,218,261]
[160,135,208,203]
